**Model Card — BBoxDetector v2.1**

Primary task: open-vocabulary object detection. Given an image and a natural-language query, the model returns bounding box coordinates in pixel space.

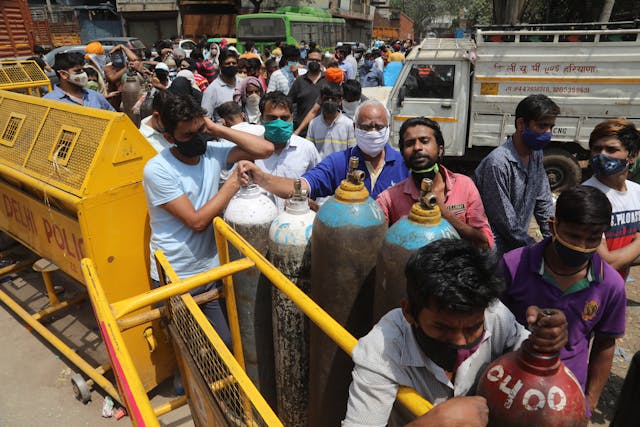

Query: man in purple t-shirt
[501,185,626,415]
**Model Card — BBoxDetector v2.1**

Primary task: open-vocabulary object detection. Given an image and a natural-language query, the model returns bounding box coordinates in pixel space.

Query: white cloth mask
[356,126,389,157]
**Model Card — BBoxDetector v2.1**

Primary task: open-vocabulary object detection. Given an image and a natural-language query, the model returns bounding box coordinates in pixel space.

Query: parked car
[179,39,197,58]
[89,37,147,58]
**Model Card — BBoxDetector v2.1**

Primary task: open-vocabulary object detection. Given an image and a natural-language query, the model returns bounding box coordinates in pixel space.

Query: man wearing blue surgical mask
[475,94,560,256]
[253,91,321,211]
[583,119,640,280]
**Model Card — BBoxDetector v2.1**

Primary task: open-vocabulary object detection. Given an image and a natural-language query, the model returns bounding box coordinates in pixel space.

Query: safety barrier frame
[77,217,432,425]
[0,60,51,96]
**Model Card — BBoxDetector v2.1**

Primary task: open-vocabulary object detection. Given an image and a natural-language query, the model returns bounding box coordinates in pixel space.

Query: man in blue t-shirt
[143,95,273,345]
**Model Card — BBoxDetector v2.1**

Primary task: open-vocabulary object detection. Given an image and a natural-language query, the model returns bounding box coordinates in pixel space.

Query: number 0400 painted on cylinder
[485,364,568,411]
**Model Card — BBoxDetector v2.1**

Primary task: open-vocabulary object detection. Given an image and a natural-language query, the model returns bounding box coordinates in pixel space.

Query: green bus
[236,6,346,53]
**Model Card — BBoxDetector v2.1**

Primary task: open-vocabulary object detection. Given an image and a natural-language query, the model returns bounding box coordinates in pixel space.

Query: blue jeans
[151,279,232,348]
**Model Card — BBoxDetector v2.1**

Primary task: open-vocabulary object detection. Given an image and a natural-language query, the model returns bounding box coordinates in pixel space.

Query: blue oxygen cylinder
[374,178,460,322]
[269,179,315,427]
[309,157,387,427]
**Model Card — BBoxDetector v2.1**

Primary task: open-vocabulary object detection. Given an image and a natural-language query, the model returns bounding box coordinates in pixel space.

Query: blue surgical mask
[590,153,629,177]
[264,119,293,145]
[522,127,552,150]
[364,60,374,68]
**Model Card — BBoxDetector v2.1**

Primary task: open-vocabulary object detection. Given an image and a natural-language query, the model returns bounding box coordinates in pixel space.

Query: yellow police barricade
[80,217,432,425]
[0,90,174,403]
[0,60,51,96]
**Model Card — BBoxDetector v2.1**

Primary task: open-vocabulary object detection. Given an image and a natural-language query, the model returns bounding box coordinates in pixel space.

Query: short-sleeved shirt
[338,60,355,80]
[375,167,495,247]
[302,144,409,200]
[196,60,216,83]
[201,75,241,120]
[139,115,171,152]
[143,144,232,281]
[343,304,529,427]
[43,85,115,111]
[474,137,553,256]
[267,68,296,94]
[500,238,626,390]
[255,134,321,210]
[288,73,326,128]
[307,112,356,158]
[583,176,640,279]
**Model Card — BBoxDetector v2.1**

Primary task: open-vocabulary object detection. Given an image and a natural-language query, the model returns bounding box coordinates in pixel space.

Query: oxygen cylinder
[223,183,278,407]
[121,71,142,127]
[268,179,315,427]
[309,157,387,427]
[478,339,587,427]
[374,178,459,322]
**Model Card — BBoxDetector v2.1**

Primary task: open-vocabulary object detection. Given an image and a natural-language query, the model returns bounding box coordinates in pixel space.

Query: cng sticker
[486,364,568,411]
[480,82,499,95]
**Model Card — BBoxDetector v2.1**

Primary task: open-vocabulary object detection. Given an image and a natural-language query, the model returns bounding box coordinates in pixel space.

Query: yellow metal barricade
[80,217,432,425]
[0,90,174,404]
[0,60,51,96]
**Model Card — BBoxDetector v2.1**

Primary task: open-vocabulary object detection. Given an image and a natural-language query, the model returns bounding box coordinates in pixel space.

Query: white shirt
[374,56,384,72]
[139,115,171,153]
[343,303,529,427]
[255,134,321,211]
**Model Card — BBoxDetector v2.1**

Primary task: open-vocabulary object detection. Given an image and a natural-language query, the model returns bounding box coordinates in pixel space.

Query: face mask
[88,53,107,71]
[341,100,358,119]
[246,93,261,107]
[172,132,207,157]
[321,101,340,115]
[522,127,552,150]
[264,119,293,145]
[364,60,374,68]
[237,72,247,79]
[552,223,598,268]
[288,61,298,69]
[356,126,389,157]
[590,153,629,177]
[412,325,484,372]
[410,164,439,187]
[221,65,238,78]
[66,71,88,87]
[307,61,321,73]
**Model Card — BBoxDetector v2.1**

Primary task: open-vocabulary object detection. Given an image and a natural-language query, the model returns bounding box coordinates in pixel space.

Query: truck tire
[543,149,581,192]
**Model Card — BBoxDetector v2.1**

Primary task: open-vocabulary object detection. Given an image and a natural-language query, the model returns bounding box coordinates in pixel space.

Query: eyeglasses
[357,123,388,132]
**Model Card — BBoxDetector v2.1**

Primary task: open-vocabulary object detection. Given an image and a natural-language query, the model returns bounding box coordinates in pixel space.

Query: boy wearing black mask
[306,82,355,158]
[142,95,273,344]
[501,185,626,417]
[201,48,241,122]
[343,239,568,427]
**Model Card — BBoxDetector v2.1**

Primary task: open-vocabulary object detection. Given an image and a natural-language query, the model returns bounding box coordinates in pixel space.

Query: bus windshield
[237,18,287,40]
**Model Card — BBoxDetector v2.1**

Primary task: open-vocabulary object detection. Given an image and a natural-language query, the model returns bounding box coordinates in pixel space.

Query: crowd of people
[33,35,640,425]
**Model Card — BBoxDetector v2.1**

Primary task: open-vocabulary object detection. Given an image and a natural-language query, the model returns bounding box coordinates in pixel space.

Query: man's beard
[408,152,439,187]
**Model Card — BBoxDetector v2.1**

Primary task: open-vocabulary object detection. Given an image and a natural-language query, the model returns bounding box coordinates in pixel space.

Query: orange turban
[85,41,105,55]
[325,67,344,84]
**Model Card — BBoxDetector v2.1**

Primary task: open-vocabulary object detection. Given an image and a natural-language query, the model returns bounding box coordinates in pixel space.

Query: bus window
[403,64,456,99]
[291,22,306,43]
[237,18,287,41]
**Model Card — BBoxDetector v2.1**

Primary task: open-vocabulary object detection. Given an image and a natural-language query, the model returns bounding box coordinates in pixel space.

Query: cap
[155,62,169,71]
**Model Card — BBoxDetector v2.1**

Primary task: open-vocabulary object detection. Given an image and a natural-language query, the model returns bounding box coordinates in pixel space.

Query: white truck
[379,23,640,191]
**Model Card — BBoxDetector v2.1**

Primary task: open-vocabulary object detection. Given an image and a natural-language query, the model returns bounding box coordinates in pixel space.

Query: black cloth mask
[412,325,484,372]
[173,132,207,157]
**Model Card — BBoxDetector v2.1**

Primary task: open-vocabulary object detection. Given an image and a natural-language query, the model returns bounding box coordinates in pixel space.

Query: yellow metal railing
[0,60,51,96]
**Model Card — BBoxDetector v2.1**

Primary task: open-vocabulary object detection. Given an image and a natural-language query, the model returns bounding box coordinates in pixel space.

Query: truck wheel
[543,149,581,192]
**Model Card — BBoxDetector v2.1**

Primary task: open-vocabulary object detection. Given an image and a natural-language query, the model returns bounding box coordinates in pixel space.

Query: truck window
[402,64,455,99]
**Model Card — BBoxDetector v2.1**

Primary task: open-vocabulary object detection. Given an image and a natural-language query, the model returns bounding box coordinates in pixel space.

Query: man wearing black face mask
[142,95,273,345]
[288,48,325,135]
[201,48,241,122]
[307,82,355,158]
[376,117,493,248]
[501,185,626,417]
[343,239,568,427]
[583,119,640,280]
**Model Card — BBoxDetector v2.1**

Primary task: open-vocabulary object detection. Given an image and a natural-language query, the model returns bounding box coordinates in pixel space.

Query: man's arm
[294,103,320,135]
[204,118,274,162]
[533,163,554,237]
[161,167,241,231]
[439,205,490,249]
[585,334,616,412]
[405,397,489,427]
[201,85,216,118]
[597,233,640,270]
[238,160,303,199]
[342,365,399,427]
[104,64,126,86]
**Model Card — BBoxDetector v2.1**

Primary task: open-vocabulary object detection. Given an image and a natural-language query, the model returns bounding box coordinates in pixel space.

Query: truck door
[390,61,470,156]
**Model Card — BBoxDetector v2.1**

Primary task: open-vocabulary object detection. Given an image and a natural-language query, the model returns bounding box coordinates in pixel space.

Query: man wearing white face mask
[44,51,114,111]
[237,99,408,203]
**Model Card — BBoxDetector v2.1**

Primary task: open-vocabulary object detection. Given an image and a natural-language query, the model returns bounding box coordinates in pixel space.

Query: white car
[179,39,198,58]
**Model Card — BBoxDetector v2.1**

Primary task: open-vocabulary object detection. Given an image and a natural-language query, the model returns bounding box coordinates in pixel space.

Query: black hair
[309,41,317,49]
[84,66,98,78]
[555,185,612,229]
[337,45,350,55]
[159,95,207,135]
[216,101,243,120]
[53,51,85,72]
[190,48,204,61]
[156,40,172,52]
[308,48,322,56]
[259,91,292,115]
[245,41,255,51]
[27,56,46,71]
[282,45,300,60]
[34,45,46,55]
[218,47,239,64]
[247,57,261,72]
[514,94,560,128]
[152,89,171,113]
[265,57,278,70]
[406,239,504,315]
[182,57,197,72]
[320,82,343,99]
[398,117,445,151]
[589,119,640,159]
[342,79,361,101]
